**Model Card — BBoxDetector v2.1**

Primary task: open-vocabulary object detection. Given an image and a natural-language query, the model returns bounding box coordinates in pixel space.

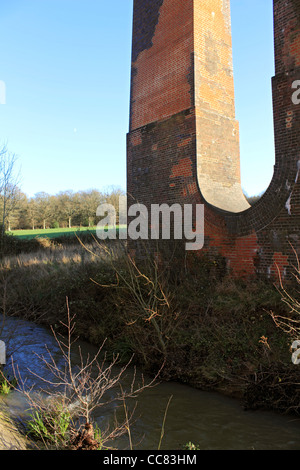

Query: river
[1,315,300,450]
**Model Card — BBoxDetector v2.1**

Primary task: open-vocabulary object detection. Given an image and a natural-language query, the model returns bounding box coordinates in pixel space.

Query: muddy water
[1,315,300,450]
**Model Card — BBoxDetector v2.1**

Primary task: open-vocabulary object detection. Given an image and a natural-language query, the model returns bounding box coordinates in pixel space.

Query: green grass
[9,226,127,240]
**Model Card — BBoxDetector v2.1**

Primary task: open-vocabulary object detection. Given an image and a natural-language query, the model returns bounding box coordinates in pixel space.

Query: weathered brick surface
[127,0,300,279]
[129,0,194,131]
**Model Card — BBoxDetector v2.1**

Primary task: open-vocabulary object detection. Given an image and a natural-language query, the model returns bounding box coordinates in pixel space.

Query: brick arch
[127,0,300,279]
[207,0,300,238]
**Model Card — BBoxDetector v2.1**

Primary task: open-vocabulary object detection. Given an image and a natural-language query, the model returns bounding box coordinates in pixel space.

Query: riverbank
[0,237,299,417]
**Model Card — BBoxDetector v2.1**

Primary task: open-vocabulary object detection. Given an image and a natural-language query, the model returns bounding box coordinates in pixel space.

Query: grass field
[9,226,127,240]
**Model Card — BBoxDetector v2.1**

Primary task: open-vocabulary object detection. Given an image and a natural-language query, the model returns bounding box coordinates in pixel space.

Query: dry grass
[0,238,125,326]
[0,242,100,270]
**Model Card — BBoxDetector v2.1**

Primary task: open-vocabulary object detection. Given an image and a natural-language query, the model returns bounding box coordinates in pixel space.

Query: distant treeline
[245,192,264,206]
[6,185,264,232]
[6,186,125,231]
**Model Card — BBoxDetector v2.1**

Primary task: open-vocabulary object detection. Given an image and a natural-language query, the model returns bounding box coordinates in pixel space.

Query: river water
[1,315,300,450]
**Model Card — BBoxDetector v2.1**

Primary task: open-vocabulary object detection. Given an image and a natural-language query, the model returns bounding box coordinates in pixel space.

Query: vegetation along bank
[1,231,300,419]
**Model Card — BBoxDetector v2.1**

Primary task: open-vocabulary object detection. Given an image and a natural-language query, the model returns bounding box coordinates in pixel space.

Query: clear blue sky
[0,0,275,198]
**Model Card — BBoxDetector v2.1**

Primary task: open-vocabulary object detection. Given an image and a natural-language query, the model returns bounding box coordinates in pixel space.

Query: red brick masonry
[127,0,300,279]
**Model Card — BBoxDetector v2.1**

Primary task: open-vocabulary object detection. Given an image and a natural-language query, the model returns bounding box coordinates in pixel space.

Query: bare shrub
[78,237,180,364]
[12,299,160,450]
[271,245,300,339]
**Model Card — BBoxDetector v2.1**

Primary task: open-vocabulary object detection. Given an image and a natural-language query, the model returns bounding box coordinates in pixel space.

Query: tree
[80,189,104,227]
[35,192,55,230]
[0,144,20,237]
[103,186,126,225]
[5,187,23,231]
[27,198,39,231]
[13,192,30,229]
[56,191,79,228]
